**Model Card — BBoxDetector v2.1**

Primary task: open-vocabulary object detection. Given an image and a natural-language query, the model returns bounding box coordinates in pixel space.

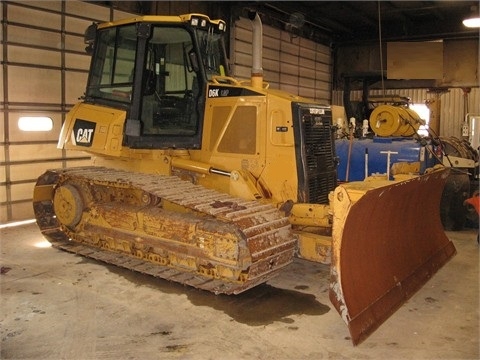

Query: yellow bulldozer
[32,13,455,345]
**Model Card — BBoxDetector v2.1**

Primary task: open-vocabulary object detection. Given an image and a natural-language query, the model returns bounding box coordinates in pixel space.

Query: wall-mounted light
[18,116,53,131]
[463,6,480,28]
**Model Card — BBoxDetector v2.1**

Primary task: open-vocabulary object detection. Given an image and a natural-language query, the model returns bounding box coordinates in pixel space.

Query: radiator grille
[293,104,337,204]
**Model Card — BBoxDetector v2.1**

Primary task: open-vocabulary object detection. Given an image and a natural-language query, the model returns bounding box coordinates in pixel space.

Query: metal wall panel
[0,1,136,223]
[8,25,61,48]
[9,67,61,103]
[232,16,332,104]
[439,88,480,138]
[8,5,61,30]
[9,46,61,67]
[65,1,110,20]
[0,113,4,144]
[19,1,63,12]
[9,144,63,162]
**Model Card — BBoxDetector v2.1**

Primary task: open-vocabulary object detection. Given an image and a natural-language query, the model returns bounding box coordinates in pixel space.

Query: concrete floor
[0,222,478,360]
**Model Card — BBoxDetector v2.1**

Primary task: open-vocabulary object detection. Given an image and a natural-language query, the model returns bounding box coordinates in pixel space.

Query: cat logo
[72,119,96,147]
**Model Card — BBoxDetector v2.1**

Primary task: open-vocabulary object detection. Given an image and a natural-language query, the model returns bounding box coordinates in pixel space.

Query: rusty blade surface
[330,168,456,345]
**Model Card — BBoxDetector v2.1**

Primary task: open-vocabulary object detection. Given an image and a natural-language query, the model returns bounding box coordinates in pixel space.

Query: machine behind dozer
[32,13,455,345]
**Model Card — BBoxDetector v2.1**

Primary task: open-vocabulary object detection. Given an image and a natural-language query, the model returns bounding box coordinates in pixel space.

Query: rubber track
[33,166,296,294]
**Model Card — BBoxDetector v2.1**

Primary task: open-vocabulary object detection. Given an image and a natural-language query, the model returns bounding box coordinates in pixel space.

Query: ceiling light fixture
[463,16,480,28]
[463,6,480,28]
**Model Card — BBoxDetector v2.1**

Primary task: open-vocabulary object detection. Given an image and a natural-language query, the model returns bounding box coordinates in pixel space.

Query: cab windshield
[86,22,229,138]
[197,28,228,80]
[86,24,136,103]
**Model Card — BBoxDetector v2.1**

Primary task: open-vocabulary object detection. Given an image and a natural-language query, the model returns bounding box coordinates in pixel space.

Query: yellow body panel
[295,232,332,264]
[289,203,331,228]
[59,103,126,157]
[66,84,308,204]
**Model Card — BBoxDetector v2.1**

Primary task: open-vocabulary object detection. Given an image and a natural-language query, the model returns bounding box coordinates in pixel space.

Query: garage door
[232,16,332,104]
[0,1,135,223]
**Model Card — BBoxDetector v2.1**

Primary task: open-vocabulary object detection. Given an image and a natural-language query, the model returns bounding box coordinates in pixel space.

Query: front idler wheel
[53,184,84,228]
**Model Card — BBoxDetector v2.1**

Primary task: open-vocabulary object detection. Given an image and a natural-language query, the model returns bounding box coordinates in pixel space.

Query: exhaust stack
[249,11,264,89]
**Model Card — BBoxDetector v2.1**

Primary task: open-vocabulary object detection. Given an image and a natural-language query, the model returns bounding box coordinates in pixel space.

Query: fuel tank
[336,137,438,181]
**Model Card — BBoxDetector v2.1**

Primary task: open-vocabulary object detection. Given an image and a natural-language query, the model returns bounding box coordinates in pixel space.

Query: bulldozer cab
[84,15,228,150]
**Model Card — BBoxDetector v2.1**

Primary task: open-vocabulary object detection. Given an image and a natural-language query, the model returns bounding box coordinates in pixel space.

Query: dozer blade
[329,168,456,345]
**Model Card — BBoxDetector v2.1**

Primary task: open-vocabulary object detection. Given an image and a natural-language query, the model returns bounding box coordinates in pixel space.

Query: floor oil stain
[89,257,330,326]
[186,283,330,326]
